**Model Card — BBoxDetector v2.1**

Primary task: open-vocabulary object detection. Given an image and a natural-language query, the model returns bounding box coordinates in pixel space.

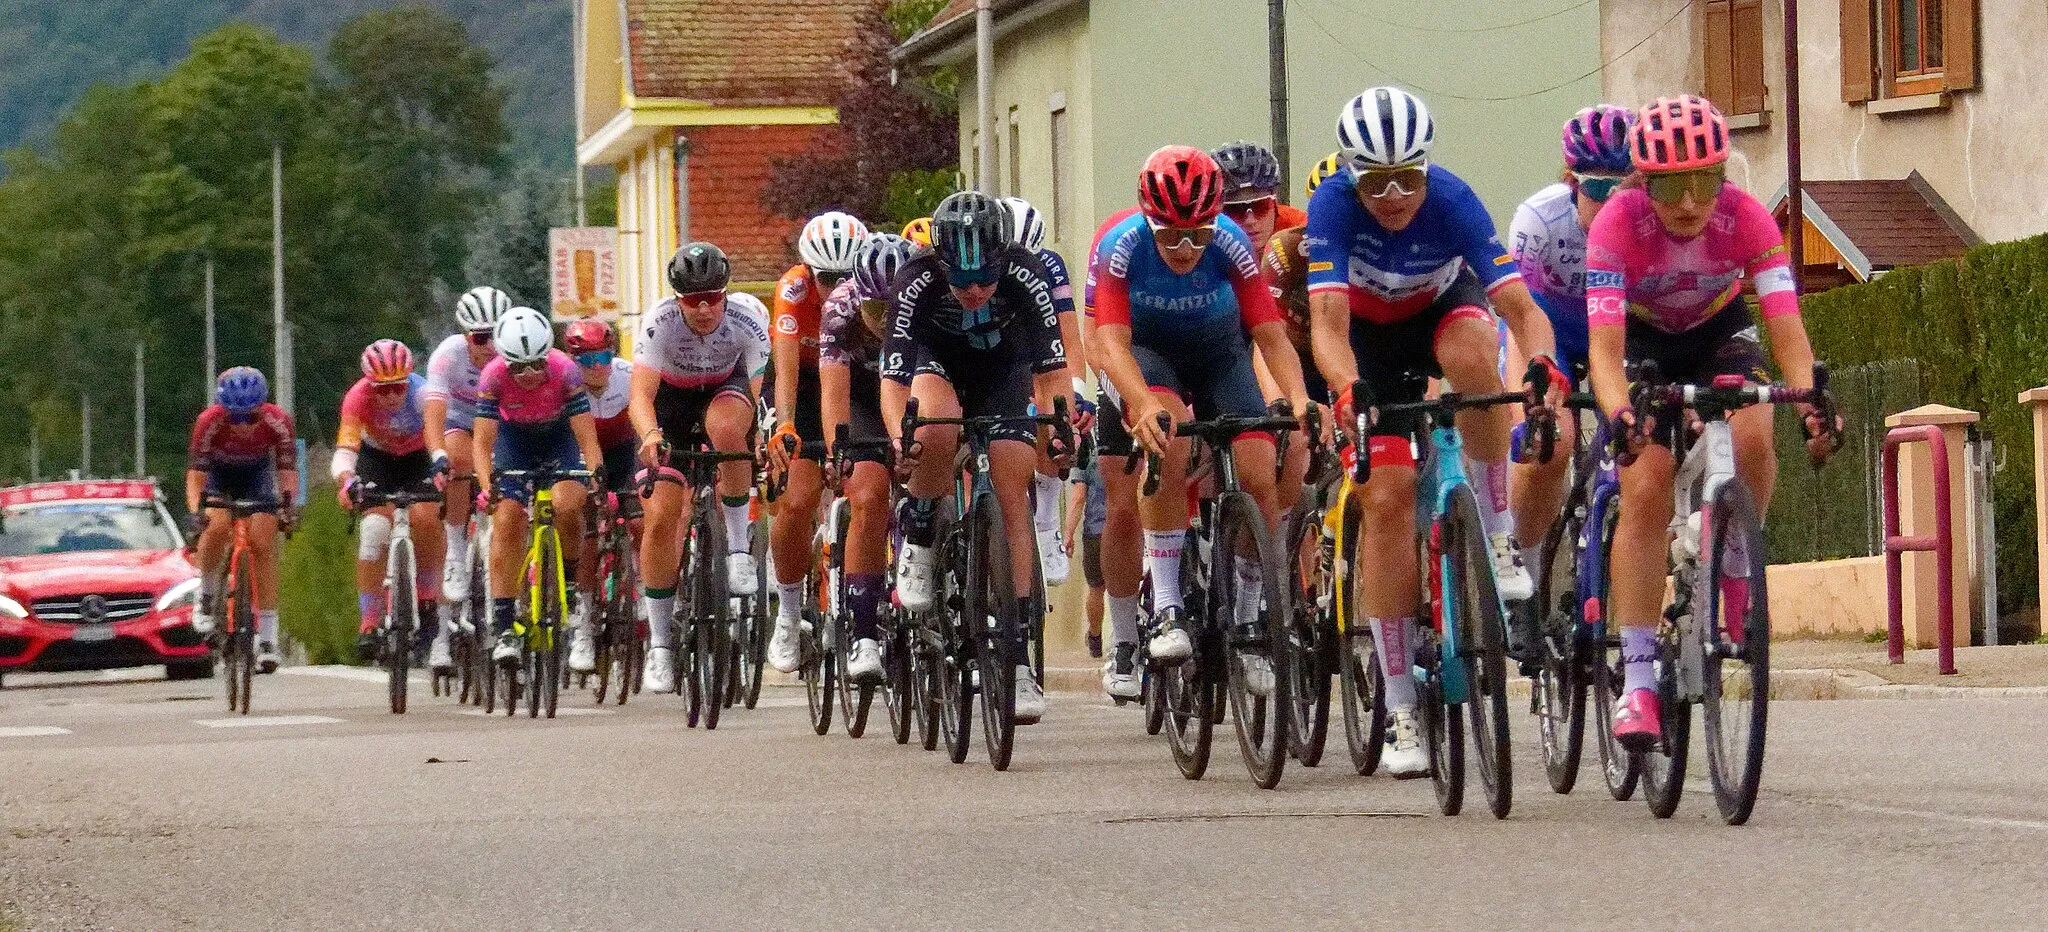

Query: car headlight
[155,578,202,612]
[0,594,27,620]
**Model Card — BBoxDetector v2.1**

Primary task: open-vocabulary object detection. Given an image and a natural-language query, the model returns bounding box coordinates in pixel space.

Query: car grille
[31,592,153,624]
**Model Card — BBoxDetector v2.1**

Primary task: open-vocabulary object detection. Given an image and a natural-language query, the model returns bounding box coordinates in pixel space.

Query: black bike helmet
[1212,140,1281,202]
[930,191,1012,275]
[666,241,732,294]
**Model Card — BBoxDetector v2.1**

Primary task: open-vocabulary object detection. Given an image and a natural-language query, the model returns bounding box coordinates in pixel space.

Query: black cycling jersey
[881,247,1065,385]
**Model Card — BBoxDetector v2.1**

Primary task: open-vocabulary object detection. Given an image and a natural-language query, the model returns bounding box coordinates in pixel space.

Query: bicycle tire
[1702,483,1770,825]
[593,546,619,704]
[466,537,492,708]
[230,559,256,715]
[1216,491,1290,789]
[1282,504,1333,768]
[1338,626,1385,776]
[387,536,417,715]
[704,501,733,731]
[833,507,874,738]
[968,492,1017,772]
[538,528,565,719]
[912,620,942,751]
[1641,629,1692,819]
[1138,578,1166,735]
[1161,630,1214,781]
[1421,654,1464,816]
[939,523,974,764]
[1447,486,1512,819]
[1587,501,1640,800]
[802,524,835,736]
[1532,498,1589,794]
[887,608,914,744]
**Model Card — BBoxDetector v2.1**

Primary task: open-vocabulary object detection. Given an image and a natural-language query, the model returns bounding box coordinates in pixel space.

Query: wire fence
[1766,358,1927,564]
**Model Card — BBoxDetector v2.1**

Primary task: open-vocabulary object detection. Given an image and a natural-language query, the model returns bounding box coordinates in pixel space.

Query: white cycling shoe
[848,638,885,684]
[443,558,472,603]
[1014,665,1046,724]
[767,618,802,674]
[1037,526,1069,586]
[727,553,759,597]
[568,629,597,674]
[256,641,280,674]
[896,544,937,612]
[1240,653,1275,697]
[428,632,454,673]
[1148,623,1193,665]
[1102,644,1141,699]
[1489,532,1534,603]
[1383,708,1430,779]
[190,608,217,637]
[643,647,676,693]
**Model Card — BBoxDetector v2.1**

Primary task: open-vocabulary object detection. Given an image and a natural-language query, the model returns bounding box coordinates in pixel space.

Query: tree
[464,166,570,309]
[760,0,959,227]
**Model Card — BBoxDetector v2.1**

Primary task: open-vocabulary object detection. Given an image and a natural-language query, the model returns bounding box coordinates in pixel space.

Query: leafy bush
[277,484,360,665]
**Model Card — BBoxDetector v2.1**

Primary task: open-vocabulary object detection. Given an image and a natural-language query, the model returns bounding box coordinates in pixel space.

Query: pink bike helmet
[1630,95,1729,172]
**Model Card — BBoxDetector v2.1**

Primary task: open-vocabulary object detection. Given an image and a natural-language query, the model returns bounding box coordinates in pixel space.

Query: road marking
[0,726,72,738]
[455,708,613,717]
[1776,792,2048,833]
[193,715,345,728]
[278,666,426,685]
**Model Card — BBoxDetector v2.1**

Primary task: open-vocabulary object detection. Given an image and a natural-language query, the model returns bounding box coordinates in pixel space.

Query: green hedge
[1787,231,2048,615]
[277,484,361,665]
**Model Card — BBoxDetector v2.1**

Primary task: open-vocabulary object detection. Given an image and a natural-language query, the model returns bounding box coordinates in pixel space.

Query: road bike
[350,481,442,714]
[494,467,593,719]
[591,489,643,705]
[642,442,755,730]
[193,496,288,715]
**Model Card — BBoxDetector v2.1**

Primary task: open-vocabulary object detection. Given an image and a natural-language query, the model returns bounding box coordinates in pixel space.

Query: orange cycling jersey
[772,264,825,369]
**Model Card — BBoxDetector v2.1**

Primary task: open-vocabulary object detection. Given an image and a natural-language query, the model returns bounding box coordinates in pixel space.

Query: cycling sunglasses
[509,359,550,376]
[575,350,615,368]
[1355,164,1428,199]
[945,262,1003,289]
[1573,173,1626,203]
[1645,167,1725,205]
[465,330,494,346]
[369,379,410,394]
[679,289,725,308]
[1222,196,1277,223]
[816,269,850,289]
[1147,218,1217,251]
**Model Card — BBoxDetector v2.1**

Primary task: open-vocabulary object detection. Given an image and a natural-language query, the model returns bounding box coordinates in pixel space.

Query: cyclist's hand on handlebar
[336,475,359,511]
[1529,355,1571,410]
[637,431,668,469]
[766,423,800,474]
[1131,398,1174,456]
[893,439,922,483]
[429,449,451,491]
[1800,403,1845,466]
[1609,406,1650,467]
[1071,395,1096,439]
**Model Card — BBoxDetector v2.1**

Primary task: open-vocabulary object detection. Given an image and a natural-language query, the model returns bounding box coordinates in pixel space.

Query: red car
[0,479,210,685]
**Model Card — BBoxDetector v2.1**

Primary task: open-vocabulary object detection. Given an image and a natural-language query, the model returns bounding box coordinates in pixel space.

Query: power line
[1336,0,1598,36]
[1295,0,1697,103]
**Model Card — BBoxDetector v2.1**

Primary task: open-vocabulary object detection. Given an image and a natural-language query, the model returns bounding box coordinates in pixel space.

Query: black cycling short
[600,441,638,496]
[763,364,828,461]
[1294,343,1330,406]
[911,343,1039,447]
[653,365,754,446]
[356,447,434,493]
[1346,267,1496,435]
[1626,299,1771,448]
[203,463,280,508]
[836,367,891,465]
[1095,391,1133,459]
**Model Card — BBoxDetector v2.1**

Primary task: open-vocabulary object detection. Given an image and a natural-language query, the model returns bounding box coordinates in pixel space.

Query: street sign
[548,227,621,322]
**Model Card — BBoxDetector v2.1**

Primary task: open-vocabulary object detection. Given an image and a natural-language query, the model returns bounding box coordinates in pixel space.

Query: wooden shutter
[1732,0,1766,114]
[1840,0,1873,102]
[1944,0,1979,90]
[1704,0,1734,113]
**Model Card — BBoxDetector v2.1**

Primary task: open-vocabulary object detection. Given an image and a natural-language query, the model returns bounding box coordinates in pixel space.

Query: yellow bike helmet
[901,216,934,247]
[1306,151,1345,198]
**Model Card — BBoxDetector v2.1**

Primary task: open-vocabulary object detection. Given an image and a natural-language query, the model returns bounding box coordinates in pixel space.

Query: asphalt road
[2,666,2043,931]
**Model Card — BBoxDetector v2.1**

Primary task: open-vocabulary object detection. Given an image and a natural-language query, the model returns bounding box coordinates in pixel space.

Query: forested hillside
[0,0,570,164]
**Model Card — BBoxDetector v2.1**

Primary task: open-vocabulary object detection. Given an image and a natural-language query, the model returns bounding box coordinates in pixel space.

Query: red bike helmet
[563,318,616,354]
[1137,145,1225,227]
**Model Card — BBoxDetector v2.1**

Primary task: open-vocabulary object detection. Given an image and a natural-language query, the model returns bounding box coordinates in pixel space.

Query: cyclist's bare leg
[1353,465,1420,621]
[1276,430,1309,515]
[488,499,529,601]
[1136,392,1195,617]
[443,428,476,532]
[1732,404,1778,511]
[844,462,890,575]
[356,503,396,633]
[1232,434,1282,531]
[771,459,823,589]
[247,512,281,612]
[903,374,964,501]
[638,481,687,592]
[1435,313,1510,460]
[549,479,587,590]
[706,395,755,502]
[1610,445,1677,699]
[410,501,445,585]
[196,509,234,582]
[1097,450,1146,652]
[1510,407,1577,560]
[989,439,1041,599]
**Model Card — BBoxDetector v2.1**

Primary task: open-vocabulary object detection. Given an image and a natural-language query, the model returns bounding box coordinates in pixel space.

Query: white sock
[777,580,804,622]
[1144,529,1186,613]
[1108,593,1141,646]
[444,522,468,565]
[255,610,279,645]
[1033,472,1063,532]
[1371,617,1420,711]
[644,594,676,650]
[722,500,751,553]
[1234,556,1263,620]
[1465,456,1512,539]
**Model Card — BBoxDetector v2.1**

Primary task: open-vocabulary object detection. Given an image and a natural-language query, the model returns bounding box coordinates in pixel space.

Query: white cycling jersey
[632,293,771,389]
[423,333,488,427]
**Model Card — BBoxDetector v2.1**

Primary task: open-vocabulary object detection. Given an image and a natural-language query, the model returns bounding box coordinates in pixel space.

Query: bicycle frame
[1666,405,1741,702]
[1416,422,1483,705]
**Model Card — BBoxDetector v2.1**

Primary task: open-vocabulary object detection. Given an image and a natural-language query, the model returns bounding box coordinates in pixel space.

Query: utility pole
[80,395,92,477]
[272,142,292,417]
[203,254,216,396]
[572,0,587,226]
[975,0,995,193]
[1268,0,1291,197]
[28,423,39,482]
[134,342,145,476]
[1784,0,1805,295]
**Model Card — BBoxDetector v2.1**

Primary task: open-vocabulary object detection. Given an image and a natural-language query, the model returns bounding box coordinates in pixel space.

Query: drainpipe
[1269,0,1291,197]
[976,0,995,193]
[1784,0,1804,294]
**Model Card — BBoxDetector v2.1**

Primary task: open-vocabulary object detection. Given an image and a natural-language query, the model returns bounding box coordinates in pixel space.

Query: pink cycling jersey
[475,351,591,427]
[336,375,428,455]
[1583,185,1798,335]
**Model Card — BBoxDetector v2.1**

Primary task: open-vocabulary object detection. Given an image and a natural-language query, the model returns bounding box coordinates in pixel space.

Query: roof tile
[627,0,869,105]
[1786,177,1976,272]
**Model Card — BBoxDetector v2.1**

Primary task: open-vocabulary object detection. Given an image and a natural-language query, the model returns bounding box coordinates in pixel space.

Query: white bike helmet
[455,285,511,332]
[1336,86,1434,169]
[1001,197,1046,252]
[797,211,869,274]
[725,291,768,323]
[493,307,554,364]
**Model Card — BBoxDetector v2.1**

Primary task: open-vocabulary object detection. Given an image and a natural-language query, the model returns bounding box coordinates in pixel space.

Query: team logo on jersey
[781,277,808,303]
[1308,261,1335,274]
[1585,270,1625,291]
[775,316,799,335]
[1492,253,1514,266]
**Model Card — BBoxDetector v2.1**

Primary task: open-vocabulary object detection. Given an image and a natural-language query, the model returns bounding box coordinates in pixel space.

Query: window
[1049,105,1071,243]
[1841,0,1978,102]
[1007,106,1021,199]
[1702,0,1765,118]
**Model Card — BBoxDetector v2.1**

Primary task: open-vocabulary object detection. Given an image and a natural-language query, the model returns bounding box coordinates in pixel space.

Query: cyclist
[1306,87,1567,776]
[765,211,869,679]
[1090,145,1313,698]
[782,232,920,682]
[185,366,297,674]
[1586,95,1832,750]
[562,318,637,674]
[901,216,934,248]
[1002,195,1087,587]
[629,242,770,693]
[1211,140,1306,261]
[333,340,447,669]
[473,307,606,668]
[425,286,511,603]
[1503,105,1635,652]
[884,190,1074,725]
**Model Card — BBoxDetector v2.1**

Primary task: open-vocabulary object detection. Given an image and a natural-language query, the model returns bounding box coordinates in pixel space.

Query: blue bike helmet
[216,366,269,413]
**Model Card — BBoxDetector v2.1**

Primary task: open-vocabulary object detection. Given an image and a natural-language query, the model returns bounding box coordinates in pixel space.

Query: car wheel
[167,660,215,681]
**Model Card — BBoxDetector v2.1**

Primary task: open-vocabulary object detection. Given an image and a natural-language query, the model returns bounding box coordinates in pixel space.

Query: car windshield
[0,503,179,557]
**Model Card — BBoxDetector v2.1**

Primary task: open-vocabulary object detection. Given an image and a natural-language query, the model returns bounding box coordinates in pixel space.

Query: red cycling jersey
[188,403,297,472]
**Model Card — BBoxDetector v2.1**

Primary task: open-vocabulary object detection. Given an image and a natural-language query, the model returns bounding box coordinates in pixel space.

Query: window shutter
[1840,0,1873,102]
[1704,0,1734,113]
[1733,0,1766,114]
[1944,0,1979,90]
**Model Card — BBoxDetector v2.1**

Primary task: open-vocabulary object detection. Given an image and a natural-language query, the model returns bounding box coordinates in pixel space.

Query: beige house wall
[1601,0,2048,244]
[954,6,1095,278]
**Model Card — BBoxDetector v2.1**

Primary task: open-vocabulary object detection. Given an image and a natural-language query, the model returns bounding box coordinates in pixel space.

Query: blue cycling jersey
[1089,213,1277,346]
[1304,163,1520,324]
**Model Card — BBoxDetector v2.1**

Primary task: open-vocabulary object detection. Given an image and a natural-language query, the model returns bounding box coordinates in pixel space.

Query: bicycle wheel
[1160,619,1214,781]
[939,524,974,764]
[801,531,835,736]
[1420,643,1464,816]
[1446,486,1512,819]
[1641,626,1692,819]
[466,539,491,708]
[700,506,732,730]
[1291,514,1335,769]
[593,546,620,705]
[229,561,255,715]
[833,509,874,738]
[967,493,1018,771]
[1702,483,1769,825]
[538,529,566,719]
[1587,500,1640,800]
[913,623,942,751]
[1532,498,1589,794]
[1216,492,1290,789]
[740,517,770,709]
[887,609,914,745]
[386,537,417,715]
[1338,626,1385,776]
